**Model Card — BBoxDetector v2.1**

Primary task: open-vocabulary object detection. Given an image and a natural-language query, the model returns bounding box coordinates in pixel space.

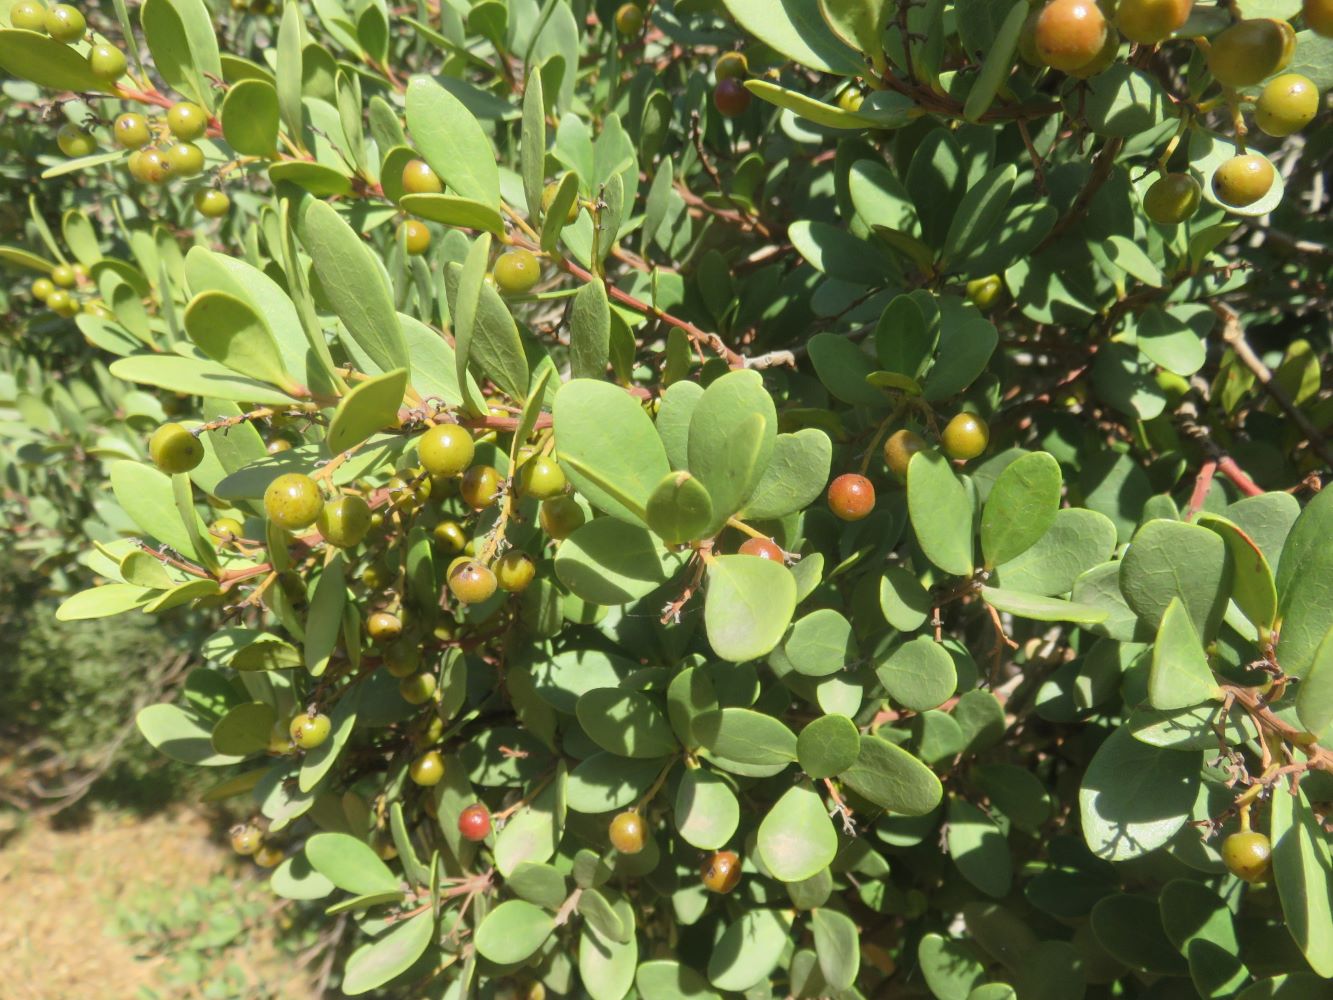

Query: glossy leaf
[907,450,974,576]
[704,555,798,663]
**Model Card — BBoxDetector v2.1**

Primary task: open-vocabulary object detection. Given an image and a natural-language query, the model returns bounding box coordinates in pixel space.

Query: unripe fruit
[264,472,324,530]
[317,494,371,548]
[495,550,536,592]
[1207,19,1292,88]
[1255,73,1319,136]
[1213,154,1275,207]
[965,274,1003,310]
[941,413,990,460]
[210,516,244,541]
[47,289,79,317]
[401,158,442,194]
[540,496,585,539]
[837,87,864,112]
[715,51,748,80]
[56,123,96,157]
[9,0,46,32]
[290,711,331,749]
[165,141,204,177]
[399,672,437,705]
[31,277,55,301]
[50,263,75,287]
[383,639,421,678]
[458,802,491,841]
[44,3,84,41]
[1143,172,1202,223]
[149,422,204,474]
[113,112,151,150]
[166,101,207,141]
[493,249,541,295]
[460,464,501,509]
[88,42,127,80]
[1034,0,1108,72]
[541,180,580,224]
[714,77,752,117]
[608,811,646,853]
[884,429,928,479]
[738,537,784,562]
[230,824,262,856]
[701,850,742,893]
[433,519,467,553]
[128,147,171,184]
[267,438,293,455]
[613,2,643,36]
[1306,0,1333,35]
[400,219,430,255]
[419,423,475,477]
[448,560,498,604]
[1115,0,1192,43]
[827,473,875,521]
[1221,830,1272,882]
[410,750,445,786]
[253,843,284,868]
[518,456,566,500]
[367,611,403,643]
[194,189,230,218]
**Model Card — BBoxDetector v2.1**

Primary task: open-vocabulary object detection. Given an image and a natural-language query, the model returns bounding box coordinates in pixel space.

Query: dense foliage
[2,0,1332,996]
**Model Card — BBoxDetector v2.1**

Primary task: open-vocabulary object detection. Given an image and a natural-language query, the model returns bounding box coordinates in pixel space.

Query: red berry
[458,803,491,841]
[738,537,784,562]
[714,78,752,117]
[827,473,875,521]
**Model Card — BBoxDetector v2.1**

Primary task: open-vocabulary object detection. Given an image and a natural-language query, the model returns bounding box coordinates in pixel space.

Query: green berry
[128,147,171,184]
[149,422,204,474]
[56,123,96,157]
[46,289,79,317]
[401,158,442,194]
[194,188,230,218]
[1255,73,1319,137]
[113,113,151,150]
[495,550,536,593]
[492,250,541,295]
[400,219,430,255]
[383,639,421,678]
[367,611,403,643]
[965,274,1003,310]
[884,429,928,479]
[165,141,204,177]
[433,519,467,553]
[50,263,75,287]
[253,843,284,867]
[448,559,498,604]
[1115,0,1192,43]
[410,750,445,786]
[317,494,372,548]
[230,824,263,855]
[166,101,207,141]
[289,711,331,749]
[518,455,566,500]
[87,42,127,80]
[9,0,47,32]
[541,180,580,224]
[941,413,990,461]
[263,472,324,530]
[1143,172,1201,224]
[399,672,437,705]
[1213,153,1275,208]
[1221,830,1272,882]
[715,51,749,81]
[418,424,475,478]
[31,277,55,301]
[460,465,501,510]
[613,2,643,35]
[44,3,84,41]
[210,516,244,541]
[539,496,584,539]
[1207,18,1292,88]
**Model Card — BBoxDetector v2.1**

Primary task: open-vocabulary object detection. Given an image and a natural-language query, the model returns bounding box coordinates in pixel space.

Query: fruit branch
[1224,683,1333,776]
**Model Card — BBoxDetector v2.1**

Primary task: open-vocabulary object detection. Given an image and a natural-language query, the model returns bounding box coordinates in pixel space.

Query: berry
[1306,0,1333,35]
[230,824,262,856]
[965,274,1003,310]
[367,611,403,643]
[419,424,475,477]
[267,438,293,455]
[941,413,990,461]
[1221,830,1272,882]
[290,711,332,749]
[541,180,581,224]
[883,429,928,479]
[253,843,284,868]
[517,456,566,500]
[1018,8,1045,64]
[1067,24,1120,78]
[1207,19,1292,88]
[317,494,371,548]
[401,158,442,194]
[1213,154,1274,207]
[495,550,536,592]
[613,2,643,36]
[433,519,467,553]
[1034,0,1108,72]
[493,249,541,295]
[210,516,244,541]
[540,496,585,539]
[128,147,171,184]
[458,803,491,841]
[44,3,84,41]
[87,42,127,80]
[56,123,96,157]
[195,189,230,218]
[113,112,151,150]
[1115,0,1192,43]
[166,101,207,141]
[165,141,204,177]
[50,263,75,287]
[738,537,784,562]
[383,639,421,678]
[460,465,501,509]
[263,472,324,530]
[1143,172,1201,224]
[48,289,80,317]
[608,811,646,853]
[448,560,498,604]
[715,51,748,80]
[9,0,47,32]
[31,277,55,301]
[713,77,752,117]
[701,850,742,893]
[399,672,437,705]
[410,750,445,786]
[1255,73,1319,137]
[827,473,875,521]
[400,219,430,255]
[149,422,203,474]
[837,87,864,112]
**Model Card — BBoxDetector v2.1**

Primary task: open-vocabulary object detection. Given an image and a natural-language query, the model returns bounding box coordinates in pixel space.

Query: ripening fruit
[541,180,580,224]
[448,560,498,604]
[210,516,243,541]
[44,3,84,41]
[400,219,430,256]
[383,639,421,678]
[194,189,230,218]
[367,611,403,643]
[883,429,928,480]
[493,249,541,295]
[50,263,75,287]
[419,423,475,477]
[317,494,371,548]
[1221,830,1272,882]
[1213,153,1275,207]
[399,672,437,705]
[267,438,293,455]
[165,141,204,177]
[87,42,126,80]
[149,422,204,474]
[113,112,151,150]
[1143,172,1202,223]
[1115,0,1192,43]
[1207,19,1292,88]
[409,750,445,786]
[290,711,332,749]
[495,550,536,592]
[46,289,78,316]
[31,277,55,301]
[458,803,491,841]
[608,811,646,853]
[1067,25,1120,78]
[9,0,46,32]
[1255,73,1319,136]
[738,537,784,562]
[701,850,742,893]
[128,147,171,184]
[715,51,748,80]
[264,473,324,530]
[433,520,467,553]
[714,77,752,117]
[1306,0,1333,35]
[965,274,1003,310]
[56,123,96,157]
[613,2,643,35]
[253,843,284,868]
[460,465,501,510]
[401,158,442,194]
[827,473,875,521]
[230,824,262,856]
[166,101,207,141]
[540,496,585,539]
[518,456,566,500]
[942,413,990,460]
[1034,0,1108,72]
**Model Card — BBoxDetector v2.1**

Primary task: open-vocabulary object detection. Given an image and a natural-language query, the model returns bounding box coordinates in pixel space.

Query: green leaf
[1271,784,1333,977]
[992,508,1117,597]
[399,194,505,236]
[56,583,156,621]
[874,294,935,378]
[1159,880,1248,1000]
[576,688,677,759]
[474,900,555,965]
[327,368,407,454]
[1295,625,1333,738]
[758,782,838,882]
[707,909,791,991]
[971,763,1053,833]
[674,768,740,850]
[520,69,545,219]
[811,907,860,991]
[687,371,777,534]
[645,472,714,545]
[210,702,275,756]
[981,587,1111,624]
[567,754,665,814]
[299,687,360,793]
[692,708,798,766]
[744,79,887,129]
[1198,514,1278,635]
[0,29,115,91]
[494,777,561,877]
[818,0,891,55]
[507,863,567,909]
[918,934,986,1000]
[405,75,500,209]
[540,171,581,254]
[636,961,721,1000]
[980,451,1061,568]
[740,429,833,521]
[268,161,352,196]
[1128,702,1257,749]
[137,704,244,766]
[796,715,860,778]
[1119,518,1232,640]
[111,354,300,406]
[841,734,943,814]
[341,910,434,996]
[1275,487,1333,679]
[304,833,401,896]
[807,332,883,406]
[140,0,221,109]
[270,853,335,900]
[877,636,956,711]
[879,566,932,631]
[704,555,798,663]
[183,291,302,395]
[944,165,1017,265]
[554,517,681,605]
[1149,597,1222,711]
[569,277,611,379]
[907,450,974,576]
[784,609,856,677]
[1090,894,1186,975]
[948,797,1012,898]
[110,461,207,562]
[923,306,999,402]
[580,918,638,1000]
[718,0,861,74]
[221,78,279,155]
[962,1,1027,122]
